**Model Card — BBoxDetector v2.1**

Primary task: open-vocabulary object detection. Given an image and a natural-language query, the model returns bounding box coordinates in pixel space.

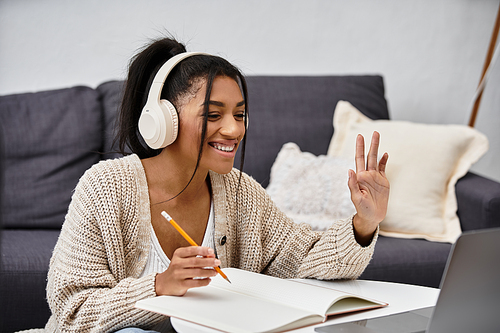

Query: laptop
[315,227,500,333]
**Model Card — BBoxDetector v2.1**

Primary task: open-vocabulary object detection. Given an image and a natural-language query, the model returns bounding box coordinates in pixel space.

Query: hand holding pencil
[153,212,229,296]
[161,211,231,284]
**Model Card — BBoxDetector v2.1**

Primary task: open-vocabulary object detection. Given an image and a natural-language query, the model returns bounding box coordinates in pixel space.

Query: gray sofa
[1,76,500,332]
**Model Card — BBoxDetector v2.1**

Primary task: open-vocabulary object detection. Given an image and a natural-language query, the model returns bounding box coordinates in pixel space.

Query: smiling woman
[43,36,390,333]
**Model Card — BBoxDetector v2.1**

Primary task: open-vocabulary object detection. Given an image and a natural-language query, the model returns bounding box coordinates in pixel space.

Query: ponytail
[117,38,187,158]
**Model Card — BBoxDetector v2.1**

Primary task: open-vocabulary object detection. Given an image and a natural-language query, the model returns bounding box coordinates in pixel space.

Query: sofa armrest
[456,172,500,231]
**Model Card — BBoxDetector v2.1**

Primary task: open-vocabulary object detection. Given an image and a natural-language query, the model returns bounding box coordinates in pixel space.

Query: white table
[171,279,440,332]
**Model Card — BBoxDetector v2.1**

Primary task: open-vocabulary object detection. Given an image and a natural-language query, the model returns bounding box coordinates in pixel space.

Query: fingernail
[215,259,221,266]
[208,248,214,254]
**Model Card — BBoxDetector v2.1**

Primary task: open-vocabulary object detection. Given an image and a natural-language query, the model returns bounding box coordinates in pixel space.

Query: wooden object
[469,3,500,127]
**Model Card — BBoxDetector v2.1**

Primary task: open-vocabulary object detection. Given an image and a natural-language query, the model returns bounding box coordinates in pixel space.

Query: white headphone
[138,52,208,149]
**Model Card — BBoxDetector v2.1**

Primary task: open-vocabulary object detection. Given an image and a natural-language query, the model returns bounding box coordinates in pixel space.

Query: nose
[219,116,245,138]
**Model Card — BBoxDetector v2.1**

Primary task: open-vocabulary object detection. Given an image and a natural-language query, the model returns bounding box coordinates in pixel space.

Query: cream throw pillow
[266,142,356,231]
[328,101,489,242]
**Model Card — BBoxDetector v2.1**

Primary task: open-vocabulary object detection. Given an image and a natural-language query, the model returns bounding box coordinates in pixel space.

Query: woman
[45,37,389,332]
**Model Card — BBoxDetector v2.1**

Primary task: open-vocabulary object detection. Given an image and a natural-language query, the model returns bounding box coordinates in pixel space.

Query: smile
[210,143,236,152]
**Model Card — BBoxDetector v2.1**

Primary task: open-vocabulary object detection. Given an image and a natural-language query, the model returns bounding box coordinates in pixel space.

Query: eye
[207,112,221,121]
[234,111,246,121]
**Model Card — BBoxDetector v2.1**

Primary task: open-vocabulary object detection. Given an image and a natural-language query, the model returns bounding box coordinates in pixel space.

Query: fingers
[174,276,212,290]
[355,134,366,173]
[355,131,385,172]
[366,131,380,171]
[171,246,220,272]
[155,246,221,296]
[378,152,389,174]
[174,246,216,259]
[347,169,361,200]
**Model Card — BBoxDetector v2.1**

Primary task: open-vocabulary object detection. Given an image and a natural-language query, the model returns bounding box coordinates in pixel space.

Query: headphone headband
[147,52,209,105]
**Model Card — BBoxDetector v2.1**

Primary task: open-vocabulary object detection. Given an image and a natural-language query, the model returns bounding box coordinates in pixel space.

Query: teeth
[213,144,235,152]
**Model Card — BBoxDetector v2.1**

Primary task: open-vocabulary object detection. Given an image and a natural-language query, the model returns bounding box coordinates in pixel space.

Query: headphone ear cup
[158,99,178,148]
[138,99,178,149]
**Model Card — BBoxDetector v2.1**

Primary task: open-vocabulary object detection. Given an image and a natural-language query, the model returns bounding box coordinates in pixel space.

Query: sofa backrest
[96,80,127,160]
[0,86,104,229]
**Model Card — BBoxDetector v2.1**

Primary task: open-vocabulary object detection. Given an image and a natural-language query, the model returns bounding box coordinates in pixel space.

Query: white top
[140,201,215,277]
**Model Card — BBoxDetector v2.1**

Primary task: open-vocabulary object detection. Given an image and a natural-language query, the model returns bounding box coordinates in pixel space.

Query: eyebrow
[204,100,246,107]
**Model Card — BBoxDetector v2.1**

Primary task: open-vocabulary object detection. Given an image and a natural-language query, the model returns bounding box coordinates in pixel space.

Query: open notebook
[135,268,386,333]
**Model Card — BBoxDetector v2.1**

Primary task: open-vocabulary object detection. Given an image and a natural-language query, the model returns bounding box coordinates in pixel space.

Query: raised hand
[347,131,390,246]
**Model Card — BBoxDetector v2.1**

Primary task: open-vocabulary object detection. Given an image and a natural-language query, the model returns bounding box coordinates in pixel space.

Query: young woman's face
[174,76,246,175]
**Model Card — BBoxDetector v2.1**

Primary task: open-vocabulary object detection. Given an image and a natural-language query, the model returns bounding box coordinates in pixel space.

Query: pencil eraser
[161,211,171,221]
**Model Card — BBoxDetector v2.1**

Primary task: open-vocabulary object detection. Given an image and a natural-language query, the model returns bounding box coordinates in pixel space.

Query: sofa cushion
[456,172,500,231]
[328,101,488,243]
[0,229,60,331]
[266,142,355,230]
[0,86,102,229]
[360,236,452,288]
[241,75,389,187]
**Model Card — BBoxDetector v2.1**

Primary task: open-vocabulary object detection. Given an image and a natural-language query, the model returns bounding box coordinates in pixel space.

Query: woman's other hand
[347,131,390,246]
[155,246,220,296]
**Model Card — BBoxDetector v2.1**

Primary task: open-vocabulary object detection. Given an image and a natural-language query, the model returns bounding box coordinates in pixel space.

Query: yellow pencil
[161,211,231,284]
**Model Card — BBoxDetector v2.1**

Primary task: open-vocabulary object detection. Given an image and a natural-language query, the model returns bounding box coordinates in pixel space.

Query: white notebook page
[211,268,366,315]
[137,285,320,333]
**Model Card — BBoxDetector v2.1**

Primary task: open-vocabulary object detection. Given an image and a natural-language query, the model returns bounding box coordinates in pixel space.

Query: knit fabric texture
[45,154,378,332]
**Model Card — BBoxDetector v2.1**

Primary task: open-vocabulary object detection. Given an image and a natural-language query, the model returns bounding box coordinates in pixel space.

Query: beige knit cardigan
[44,154,378,332]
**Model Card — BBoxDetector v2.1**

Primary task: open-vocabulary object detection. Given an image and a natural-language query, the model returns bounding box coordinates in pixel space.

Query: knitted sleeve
[45,158,164,332]
[221,170,377,280]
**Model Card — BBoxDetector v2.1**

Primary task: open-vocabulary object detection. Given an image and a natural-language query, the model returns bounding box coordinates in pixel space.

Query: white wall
[1,0,499,182]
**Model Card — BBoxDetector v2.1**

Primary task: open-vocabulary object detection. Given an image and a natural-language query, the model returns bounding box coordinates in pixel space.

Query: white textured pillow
[328,101,489,242]
[266,142,356,231]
